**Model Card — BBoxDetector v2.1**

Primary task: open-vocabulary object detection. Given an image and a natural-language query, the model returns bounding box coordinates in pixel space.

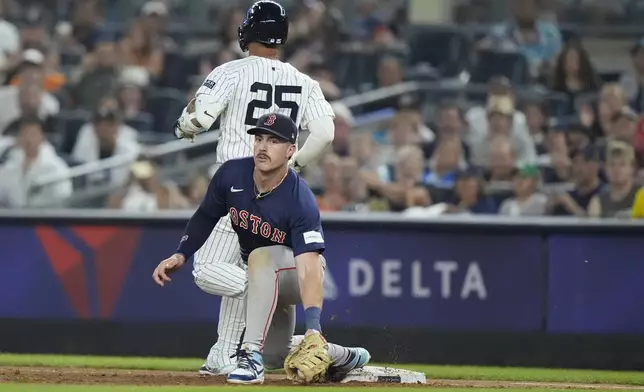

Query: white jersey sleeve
[300,79,335,130]
[194,65,238,124]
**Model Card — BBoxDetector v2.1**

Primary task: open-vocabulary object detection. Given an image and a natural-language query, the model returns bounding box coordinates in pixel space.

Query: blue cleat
[227,348,265,384]
[328,347,371,381]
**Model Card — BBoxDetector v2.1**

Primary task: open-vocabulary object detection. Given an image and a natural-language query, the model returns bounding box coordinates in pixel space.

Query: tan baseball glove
[284,333,332,384]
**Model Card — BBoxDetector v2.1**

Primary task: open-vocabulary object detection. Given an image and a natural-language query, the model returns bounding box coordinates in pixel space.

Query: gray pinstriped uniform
[191,55,334,369]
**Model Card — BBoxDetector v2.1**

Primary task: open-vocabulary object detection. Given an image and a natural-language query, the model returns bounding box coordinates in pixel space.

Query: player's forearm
[176,206,219,260]
[295,252,324,331]
[293,116,334,167]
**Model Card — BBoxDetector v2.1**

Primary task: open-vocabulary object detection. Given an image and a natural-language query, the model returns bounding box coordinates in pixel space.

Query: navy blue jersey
[178,157,324,261]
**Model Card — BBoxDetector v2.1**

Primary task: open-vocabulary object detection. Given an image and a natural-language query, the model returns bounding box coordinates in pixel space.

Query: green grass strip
[1,353,644,385]
[0,385,631,392]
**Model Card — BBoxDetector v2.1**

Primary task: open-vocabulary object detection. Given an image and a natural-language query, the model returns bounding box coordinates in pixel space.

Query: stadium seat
[54,110,92,155]
[469,50,531,85]
[146,88,187,134]
[404,25,471,77]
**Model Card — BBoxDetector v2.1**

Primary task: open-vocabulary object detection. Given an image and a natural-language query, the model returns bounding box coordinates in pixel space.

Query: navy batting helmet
[238,1,288,52]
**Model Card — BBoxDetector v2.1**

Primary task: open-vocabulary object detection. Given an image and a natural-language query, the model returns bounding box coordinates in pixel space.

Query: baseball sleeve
[176,162,230,259]
[289,186,325,257]
[193,65,238,129]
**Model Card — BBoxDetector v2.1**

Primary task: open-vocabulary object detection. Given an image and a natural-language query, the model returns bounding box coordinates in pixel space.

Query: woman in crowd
[551,40,601,114]
[119,21,164,79]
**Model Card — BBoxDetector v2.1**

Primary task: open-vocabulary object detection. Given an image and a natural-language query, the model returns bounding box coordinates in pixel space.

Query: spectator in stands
[309,60,341,100]
[595,106,639,153]
[425,137,463,189]
[377,55,404,89]
[361,144,428,212]
[116,68,149,122]
[376,112,422,170]
[465,77,532,155]
[139,1,176,51]
[587,83,628,139]
[499,164,548,216]
[317,153,347,211]
[486,136,517,182]
[73,95,138,153]
[588,142,638,218]
[71,38,120,111]
[444,167,497,214]
[8,49,66,93]
[341,157,373,212]
[0,116,71,207]
[185,173,209,207]
[70,0,105,53]
[330,102,354,157]
[349,133,379,172]
[551,41,601,115]
[619,37,644,112]
[566,121,592,154]
[119,20,164,80]
[634,118,644,170]
[470,95,537,167]
[0,80,59,135]
[71,107,140,187]
[108,160,189,211]
[523,100,549,155]
[541,129,571,183]
[18,8,50,50]
[547,145,603,217]
[478,0,563,79]
[425,100,470,163]
[289,0,328,44]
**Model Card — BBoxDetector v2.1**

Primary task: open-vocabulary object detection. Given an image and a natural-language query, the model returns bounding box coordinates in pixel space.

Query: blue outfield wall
[1,211,643,335]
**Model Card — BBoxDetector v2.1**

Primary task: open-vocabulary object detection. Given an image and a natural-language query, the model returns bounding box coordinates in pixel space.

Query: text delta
[348,259,487,299]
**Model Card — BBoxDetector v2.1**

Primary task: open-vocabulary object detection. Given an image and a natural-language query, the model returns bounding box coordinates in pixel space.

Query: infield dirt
[2,367,644,390]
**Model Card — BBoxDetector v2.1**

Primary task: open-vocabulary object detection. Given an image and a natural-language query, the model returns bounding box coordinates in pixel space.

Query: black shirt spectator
[551,41,601,115]
[550,145,603,216]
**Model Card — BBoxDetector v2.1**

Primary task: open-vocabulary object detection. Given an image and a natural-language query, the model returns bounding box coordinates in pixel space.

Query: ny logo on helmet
[264,114,277,126]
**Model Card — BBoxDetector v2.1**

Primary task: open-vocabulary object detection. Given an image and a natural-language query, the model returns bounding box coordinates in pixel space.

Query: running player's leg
[227,246,369,384]
[193,216,246,375]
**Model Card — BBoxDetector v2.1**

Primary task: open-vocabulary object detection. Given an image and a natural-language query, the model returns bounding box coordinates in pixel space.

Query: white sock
[290,335,350,365]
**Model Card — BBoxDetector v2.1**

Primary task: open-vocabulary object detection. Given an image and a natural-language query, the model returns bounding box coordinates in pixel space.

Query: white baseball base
[338,366,427,384]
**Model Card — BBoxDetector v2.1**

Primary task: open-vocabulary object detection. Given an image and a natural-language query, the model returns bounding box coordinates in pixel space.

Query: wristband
[304,306,322,332]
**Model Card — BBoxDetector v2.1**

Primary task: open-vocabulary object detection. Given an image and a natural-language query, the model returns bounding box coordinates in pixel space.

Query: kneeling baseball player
[153,113,370,384]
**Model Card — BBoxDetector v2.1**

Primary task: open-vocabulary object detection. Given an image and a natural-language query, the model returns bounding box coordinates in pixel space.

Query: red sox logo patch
[265,114,277,126]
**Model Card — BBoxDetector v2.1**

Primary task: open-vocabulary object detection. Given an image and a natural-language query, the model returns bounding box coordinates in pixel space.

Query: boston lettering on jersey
[176,157,324,262]
[229,207,287,244]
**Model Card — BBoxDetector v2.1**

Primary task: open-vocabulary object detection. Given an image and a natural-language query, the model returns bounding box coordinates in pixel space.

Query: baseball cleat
[198,363,237,376]
[227,348,265,384]
[328,347,371,380]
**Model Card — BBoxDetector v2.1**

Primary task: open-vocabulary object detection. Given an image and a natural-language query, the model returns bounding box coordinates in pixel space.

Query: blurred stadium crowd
[1,0,644,218]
